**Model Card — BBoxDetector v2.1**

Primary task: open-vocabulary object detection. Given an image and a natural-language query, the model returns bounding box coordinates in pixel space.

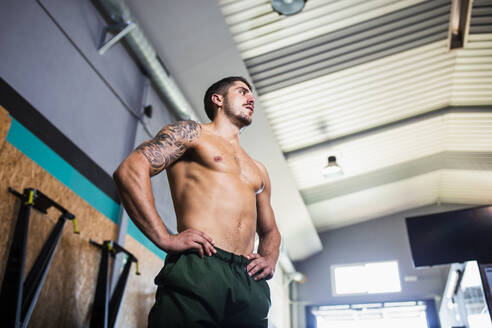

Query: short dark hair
[203,76,252,121]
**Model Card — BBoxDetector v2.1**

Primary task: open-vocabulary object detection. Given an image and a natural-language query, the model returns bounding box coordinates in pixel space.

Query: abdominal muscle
[167,163,258,256]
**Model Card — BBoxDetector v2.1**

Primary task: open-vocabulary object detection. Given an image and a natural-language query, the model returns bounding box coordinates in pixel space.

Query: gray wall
[295,203,474,307]
[0,0,177,228]
[1,0,143,174]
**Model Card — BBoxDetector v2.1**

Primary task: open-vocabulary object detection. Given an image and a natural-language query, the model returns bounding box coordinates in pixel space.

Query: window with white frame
[332,261,402,295]
[312,301,429,328]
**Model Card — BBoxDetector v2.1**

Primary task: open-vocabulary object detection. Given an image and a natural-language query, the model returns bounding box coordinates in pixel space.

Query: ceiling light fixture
[323,156,343,177]
[271,0,307,16]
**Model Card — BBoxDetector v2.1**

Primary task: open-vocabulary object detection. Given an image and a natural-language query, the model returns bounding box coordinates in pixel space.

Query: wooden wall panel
[0,106,164,327]
[0,105,10,150]
[118,235,164,327]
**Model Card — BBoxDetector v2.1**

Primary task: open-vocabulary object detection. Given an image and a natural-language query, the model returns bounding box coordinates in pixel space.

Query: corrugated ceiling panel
[219,0,427,59]
[288,116,445,190]
[307,171,441,230]
[259,41,449,105]
[289,111,492,191]
[220,0,492,155]
[303,151,492,204]
[440,169,492,204]
[469,0,492,34]
[308,169,492,231]
[262,40,454,152]
[451,34,492,105]
[264,34,491,153]
[444,112,492,150]
[245,1,448,70]
[246,0,450,93]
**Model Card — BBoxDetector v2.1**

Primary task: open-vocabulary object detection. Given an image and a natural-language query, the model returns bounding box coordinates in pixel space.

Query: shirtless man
[113,76,281,327]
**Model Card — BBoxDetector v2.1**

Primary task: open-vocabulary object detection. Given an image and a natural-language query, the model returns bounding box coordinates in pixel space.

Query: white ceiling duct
[96,0,198,121]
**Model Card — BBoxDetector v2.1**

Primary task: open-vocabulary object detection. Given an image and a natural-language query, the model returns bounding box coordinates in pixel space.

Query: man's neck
[210,115,242,142]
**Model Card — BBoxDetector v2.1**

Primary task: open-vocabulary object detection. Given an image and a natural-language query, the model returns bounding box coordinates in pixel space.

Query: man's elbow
[113,161,128,186]
[259,225,281,241]
[113,156,144,187]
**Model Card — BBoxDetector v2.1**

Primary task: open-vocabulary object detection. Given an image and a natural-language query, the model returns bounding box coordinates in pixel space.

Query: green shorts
[148,247,271,327]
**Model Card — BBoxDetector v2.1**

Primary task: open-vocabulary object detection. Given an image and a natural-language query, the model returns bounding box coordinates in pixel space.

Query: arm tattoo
[136,120,201,175]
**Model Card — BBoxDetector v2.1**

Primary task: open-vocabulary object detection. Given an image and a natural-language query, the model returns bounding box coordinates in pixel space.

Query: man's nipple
[214,155,223,162]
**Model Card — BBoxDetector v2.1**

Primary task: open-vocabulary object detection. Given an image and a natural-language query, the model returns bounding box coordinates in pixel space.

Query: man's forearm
[257,228,281,265]
[114,161,171,250]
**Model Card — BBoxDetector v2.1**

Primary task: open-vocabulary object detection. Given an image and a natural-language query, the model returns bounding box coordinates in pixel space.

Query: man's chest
[189,137,262,186]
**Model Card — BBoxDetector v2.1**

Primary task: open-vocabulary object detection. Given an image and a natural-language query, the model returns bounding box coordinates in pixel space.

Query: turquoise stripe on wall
[7,119,120,222]
[127,220,166,259]
[6,117,165,260]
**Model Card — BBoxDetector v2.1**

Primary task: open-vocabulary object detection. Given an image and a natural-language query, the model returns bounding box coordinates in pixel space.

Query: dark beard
[237,112,252,126]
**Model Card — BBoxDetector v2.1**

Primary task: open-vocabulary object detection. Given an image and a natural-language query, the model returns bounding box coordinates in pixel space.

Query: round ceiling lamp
[271,0,307,16]
[323,155,343,177]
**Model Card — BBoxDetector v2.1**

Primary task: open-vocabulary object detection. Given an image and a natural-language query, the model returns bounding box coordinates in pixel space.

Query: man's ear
[211,93,223,108]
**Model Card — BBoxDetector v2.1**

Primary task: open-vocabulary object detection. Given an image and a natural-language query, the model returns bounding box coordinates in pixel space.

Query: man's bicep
[256,196,276,236]
[135,120,201,176]
[256,169,277,235]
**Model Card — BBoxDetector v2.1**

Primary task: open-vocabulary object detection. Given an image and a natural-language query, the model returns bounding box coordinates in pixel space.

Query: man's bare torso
[166,123,264,256]
[114,78,280,284]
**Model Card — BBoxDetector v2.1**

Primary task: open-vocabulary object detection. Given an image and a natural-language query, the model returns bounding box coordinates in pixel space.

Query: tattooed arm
[134,120,200,176]
[113,121,216,257]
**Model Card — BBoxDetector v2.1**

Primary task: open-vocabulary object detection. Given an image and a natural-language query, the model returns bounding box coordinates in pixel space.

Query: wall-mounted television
[405,205,492,267]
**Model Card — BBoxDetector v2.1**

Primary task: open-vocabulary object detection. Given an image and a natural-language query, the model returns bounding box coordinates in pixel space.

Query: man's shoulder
[252,159,268,176]
[166,120,201,131]
[160,120,202,144]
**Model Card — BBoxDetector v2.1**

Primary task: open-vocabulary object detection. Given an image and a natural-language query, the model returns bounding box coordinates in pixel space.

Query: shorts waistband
[213,247,250,266]
[176,247,251,266]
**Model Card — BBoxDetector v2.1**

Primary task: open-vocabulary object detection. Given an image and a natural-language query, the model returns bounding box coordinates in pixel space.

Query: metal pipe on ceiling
[96,0,198,121]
